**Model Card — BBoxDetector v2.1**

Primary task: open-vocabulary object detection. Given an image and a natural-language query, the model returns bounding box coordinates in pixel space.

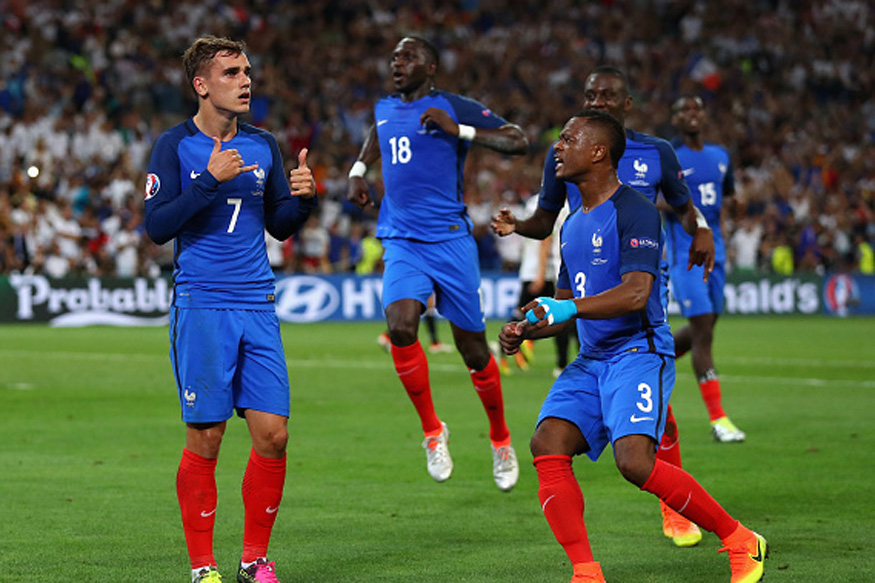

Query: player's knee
[462,346,491,371]
[614,454,652,487]
[257,428,288,457]
[388,326,417,347]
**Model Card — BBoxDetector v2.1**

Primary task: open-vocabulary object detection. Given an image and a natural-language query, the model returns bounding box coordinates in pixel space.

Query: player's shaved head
[401,35,440,69]
[571,109,627,168]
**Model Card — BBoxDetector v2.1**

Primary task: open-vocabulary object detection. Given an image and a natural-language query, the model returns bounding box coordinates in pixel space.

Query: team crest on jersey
[481,108,492,117]
[633,159,648,179]
[591,231,607,265]
[144,173,160,200]
[252,167,265,196]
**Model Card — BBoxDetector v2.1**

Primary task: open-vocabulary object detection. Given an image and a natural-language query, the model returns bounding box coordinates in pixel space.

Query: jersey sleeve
[537,143,567,212]
[723,150,735,197]
[144,132,221,245]
[443,93,508,130]
[655,139,691,209]
[262,134,318,241]
[616,190,663,277]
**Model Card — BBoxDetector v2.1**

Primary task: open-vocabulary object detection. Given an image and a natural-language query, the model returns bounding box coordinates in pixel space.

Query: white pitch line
[718,374,875,389]
[2,350,872,385]
[718,356,875,369]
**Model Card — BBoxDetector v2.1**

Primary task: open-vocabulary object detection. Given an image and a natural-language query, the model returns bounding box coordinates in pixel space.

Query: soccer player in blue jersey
[492,66,711,547]
[347,36,528,491]
[499,110,767,583]
[666,95,745,443]
[144,36,317,583]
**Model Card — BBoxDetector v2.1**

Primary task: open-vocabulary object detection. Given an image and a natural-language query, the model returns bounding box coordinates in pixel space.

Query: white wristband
[457,124,476,141]
[694,207,710,230]
[348,161,367,179]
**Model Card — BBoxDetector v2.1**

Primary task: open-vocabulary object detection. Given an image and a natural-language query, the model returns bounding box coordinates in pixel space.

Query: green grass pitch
[1,316,873,582]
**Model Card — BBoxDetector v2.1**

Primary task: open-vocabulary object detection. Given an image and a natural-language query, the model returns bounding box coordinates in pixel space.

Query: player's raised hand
[491,208,517,237]
[498,320,528,355]
[420,106,457,135]
[207,136,258,183]
[289,148,316,197]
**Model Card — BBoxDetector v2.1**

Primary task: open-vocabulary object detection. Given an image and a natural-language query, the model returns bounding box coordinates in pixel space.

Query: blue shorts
[538,351,675,461]
[169,307,290,423]
[669,260,726,318]
[381,237,485,332]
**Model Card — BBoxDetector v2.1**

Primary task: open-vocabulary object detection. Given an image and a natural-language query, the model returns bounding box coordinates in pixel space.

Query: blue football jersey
[556,185,674,359]
[374,90,508,241]
[539,129,691,211]
[664,142,733,264]
[145,119,316,308]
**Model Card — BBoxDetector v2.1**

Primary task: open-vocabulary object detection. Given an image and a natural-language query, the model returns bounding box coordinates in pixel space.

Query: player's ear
[193,76,209,98]
[591,143,608,164]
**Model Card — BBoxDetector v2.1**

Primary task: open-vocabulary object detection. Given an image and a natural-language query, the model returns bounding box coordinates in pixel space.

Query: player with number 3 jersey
[499,110,767,583]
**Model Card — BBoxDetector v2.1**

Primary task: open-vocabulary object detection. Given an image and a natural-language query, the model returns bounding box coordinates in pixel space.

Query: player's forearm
[576,275,653,319]
[472,124,528,155]
[265,195,319,241]
[144,178,220,245]
[514,212,556,239]
[677,201,710,236]
[521,318,574,341]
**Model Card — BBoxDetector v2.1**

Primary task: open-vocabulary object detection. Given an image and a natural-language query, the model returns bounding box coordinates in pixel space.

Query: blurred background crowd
[1,0,873,280]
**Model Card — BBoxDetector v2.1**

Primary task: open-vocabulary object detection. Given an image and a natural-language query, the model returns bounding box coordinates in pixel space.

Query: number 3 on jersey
[574,272,587,298]
[389,136,412,164]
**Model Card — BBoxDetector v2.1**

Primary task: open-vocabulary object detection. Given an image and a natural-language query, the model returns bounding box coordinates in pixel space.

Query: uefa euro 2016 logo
[823,274,860,317]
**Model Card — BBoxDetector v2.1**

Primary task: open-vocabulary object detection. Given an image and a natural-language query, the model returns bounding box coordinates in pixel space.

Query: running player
[666,95,745,442]
[347,36,528,491]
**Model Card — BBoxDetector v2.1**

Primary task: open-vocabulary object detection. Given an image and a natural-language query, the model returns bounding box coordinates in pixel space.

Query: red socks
[699,377,726,421]
[656,405,683,468]
[470,355,510,443]
[391,341,442,434]
[641,459,738,539]
[241,449,287,563]
[392,341,510,443]
[177,448,218,569]
[534,455,594,564]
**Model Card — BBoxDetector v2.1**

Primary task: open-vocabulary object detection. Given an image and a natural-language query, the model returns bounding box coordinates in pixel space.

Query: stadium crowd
[0,0,873,278]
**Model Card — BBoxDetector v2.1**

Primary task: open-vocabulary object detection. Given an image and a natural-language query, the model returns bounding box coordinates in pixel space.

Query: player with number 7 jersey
[144,36,317,583]
[145,120,317,308]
